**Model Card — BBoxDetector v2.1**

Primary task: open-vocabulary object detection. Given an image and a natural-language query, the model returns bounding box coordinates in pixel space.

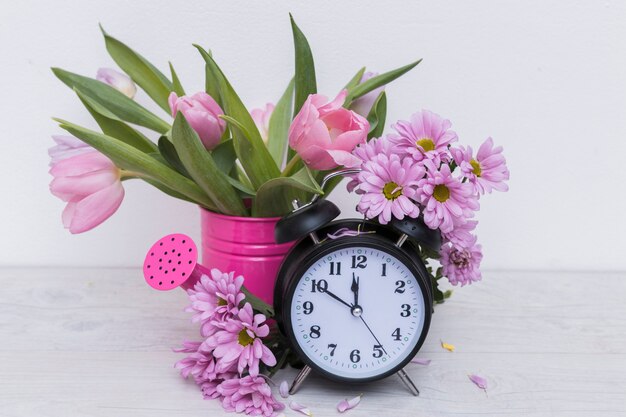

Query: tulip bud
[168,92,226,151]
[96,68,137,99]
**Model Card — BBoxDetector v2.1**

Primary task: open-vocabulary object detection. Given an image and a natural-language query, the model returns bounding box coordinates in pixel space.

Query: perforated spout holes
[142,233,199,291]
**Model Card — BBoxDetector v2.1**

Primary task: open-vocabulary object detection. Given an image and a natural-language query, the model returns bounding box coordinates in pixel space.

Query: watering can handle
[309,168,362,205]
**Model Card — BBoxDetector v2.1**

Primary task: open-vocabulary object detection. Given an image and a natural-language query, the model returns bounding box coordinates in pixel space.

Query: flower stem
[281,155,301,177]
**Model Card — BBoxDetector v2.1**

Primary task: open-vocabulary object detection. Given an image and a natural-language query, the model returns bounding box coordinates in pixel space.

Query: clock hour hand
[322,289,353,310]
[350,273,360,307]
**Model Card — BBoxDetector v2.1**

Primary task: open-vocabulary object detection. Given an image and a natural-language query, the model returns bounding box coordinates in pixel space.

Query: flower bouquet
[49,15,508,416]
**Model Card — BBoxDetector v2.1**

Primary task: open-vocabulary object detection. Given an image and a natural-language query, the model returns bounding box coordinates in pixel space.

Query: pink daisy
[217,375,285,417]
[451,137,509,194]
[440,238,483,286]
[389,110,457,164]
[417,160,479,233]
[442,218,478,247]
[186,269,245,337]
[174,340,231,383]
[346,136,395,192]
[207,303,277,377]
[355,153,424,224]
[200,372,237,400]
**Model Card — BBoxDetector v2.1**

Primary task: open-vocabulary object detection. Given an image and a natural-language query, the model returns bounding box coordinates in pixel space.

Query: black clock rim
[280,235,433,384]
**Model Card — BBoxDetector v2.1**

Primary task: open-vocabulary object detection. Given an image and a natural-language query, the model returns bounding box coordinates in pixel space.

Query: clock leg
[289,365,312,395]
[397,368,420,396]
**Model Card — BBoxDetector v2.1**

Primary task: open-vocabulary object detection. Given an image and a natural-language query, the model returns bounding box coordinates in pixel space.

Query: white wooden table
[1,268,624,417]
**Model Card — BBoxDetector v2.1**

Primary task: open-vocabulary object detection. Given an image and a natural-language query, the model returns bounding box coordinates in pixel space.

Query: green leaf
[366,91,387,139]
[169,62,186,96]
[201,50,222,108]
[431,273,446,304]
[55,119,216,209]
[52,68,170,133]
[289,14,317,116]
[157,136,190,177]
[171,112,246,215]
[211,139,237,174]
[141,177,197,204]
[344,67,366,90]
[267,79,294,167]
[221,116,282,190]
[75,89,158,153]
[241,286,274,317]
[253,166,322,217]
[345,59,422,105]
[101,26,173,112]
[194,45,281,188]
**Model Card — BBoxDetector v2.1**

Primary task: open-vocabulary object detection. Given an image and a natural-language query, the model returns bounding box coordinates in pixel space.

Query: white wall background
[1,0,625,270]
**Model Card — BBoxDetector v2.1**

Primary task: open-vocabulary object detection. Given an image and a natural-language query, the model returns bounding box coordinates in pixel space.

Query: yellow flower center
[238,329,255,347]
[383,182,403,200]
[217,297,227,307]
[416,138,435,152]
[433,184,450,202]
[470,159,482,177]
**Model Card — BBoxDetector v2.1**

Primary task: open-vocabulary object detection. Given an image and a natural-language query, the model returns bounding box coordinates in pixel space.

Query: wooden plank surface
[0,268,624,417]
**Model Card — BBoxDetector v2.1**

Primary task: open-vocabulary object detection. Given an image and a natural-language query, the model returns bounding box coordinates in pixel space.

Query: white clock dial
[289,246,427,380]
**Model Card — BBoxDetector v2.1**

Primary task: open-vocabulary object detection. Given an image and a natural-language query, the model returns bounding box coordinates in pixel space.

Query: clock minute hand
[322,289,353,310]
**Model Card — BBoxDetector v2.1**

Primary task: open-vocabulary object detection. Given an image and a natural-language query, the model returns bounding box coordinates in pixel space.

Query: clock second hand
[359,314,388,356]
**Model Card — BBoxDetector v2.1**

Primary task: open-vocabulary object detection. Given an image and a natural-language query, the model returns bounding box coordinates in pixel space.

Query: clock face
[286,244,429,381]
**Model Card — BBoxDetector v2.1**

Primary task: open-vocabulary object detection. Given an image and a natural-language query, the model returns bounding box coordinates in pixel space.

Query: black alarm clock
[274,169,441,396]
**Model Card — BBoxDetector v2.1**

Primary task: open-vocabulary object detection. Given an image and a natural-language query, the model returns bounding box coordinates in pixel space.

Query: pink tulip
[350,71,384,117]
[96,68,137,99]
[168,92,225,150]
[250,103,275,142]
[48,135,93,166]
[49,141,124,234]
[288,90,369,170]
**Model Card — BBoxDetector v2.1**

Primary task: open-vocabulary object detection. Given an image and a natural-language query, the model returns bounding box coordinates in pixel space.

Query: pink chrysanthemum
[355,153,424,224]
[389,110,457,164]
[442,218,478,247]
[186,269,245,337]
[451,137,509,194]
[440,238,483,286]
[346,136,395,192]
[207,303,276,377]
[217,375,285,417]
[174,340,230,383]
[417,160,479,233]
[200,372,237,400]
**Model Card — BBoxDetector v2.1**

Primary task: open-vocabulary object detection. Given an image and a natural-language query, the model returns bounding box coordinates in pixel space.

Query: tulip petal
[337,394,362,413]
[410,358,431,365]
[61,201,78,229]
[327,150,362,168]
[469,374,488,390]
[289,401,313,416]
[68,181,124,234]
[50,169,119,200]
[279,380,289,398]
[49,151,114,177]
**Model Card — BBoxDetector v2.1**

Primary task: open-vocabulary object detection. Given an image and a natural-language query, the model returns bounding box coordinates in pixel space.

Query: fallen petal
[441,341,455,352]
[410,358,431,365]
[469,374,488,390]
[290,401,313,416]
[279,380,289,398]
[337,394,362,412]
